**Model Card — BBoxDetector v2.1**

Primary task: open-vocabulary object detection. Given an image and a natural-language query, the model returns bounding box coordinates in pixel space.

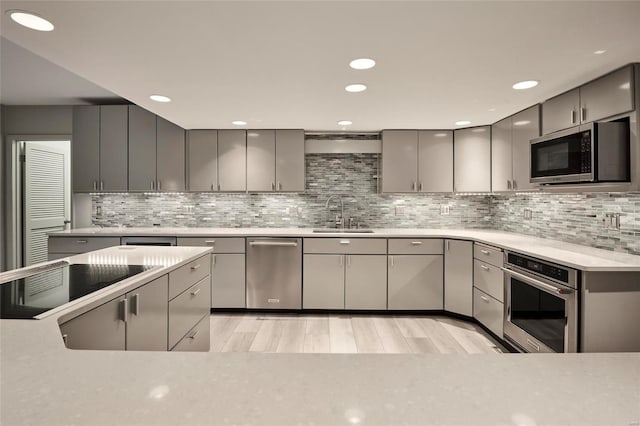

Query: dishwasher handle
[249,240,298,247]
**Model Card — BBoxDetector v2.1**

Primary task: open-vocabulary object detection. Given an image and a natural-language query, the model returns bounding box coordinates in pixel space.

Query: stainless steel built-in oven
[503,252,579,353]
[530,120,629,184]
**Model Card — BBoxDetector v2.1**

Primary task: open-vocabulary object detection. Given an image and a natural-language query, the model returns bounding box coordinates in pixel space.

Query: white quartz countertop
[2,245,639,425]
[49,227,640,271]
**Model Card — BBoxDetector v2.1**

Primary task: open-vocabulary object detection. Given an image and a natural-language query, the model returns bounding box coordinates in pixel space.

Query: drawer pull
[410,241,423,245]
[339,240,350,245]
[205,240,216,245]
[480,295,490,303]
[480,249,490,255]
[480,264,490,271]
[190,264,201,271]
[190,288,201,297]
[76,240,88,244]
[189,330,200,339]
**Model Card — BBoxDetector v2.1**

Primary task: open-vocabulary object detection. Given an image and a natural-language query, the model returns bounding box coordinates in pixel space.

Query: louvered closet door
[25,144,69,266]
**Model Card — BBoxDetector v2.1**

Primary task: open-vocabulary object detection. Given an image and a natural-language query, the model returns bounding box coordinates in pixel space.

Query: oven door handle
[501,267,572,296]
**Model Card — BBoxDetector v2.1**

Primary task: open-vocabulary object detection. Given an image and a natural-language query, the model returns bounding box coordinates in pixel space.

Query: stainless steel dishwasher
[246,238,302,309]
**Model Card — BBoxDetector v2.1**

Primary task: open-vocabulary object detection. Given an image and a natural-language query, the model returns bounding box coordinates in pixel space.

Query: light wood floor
[209,313,506,354]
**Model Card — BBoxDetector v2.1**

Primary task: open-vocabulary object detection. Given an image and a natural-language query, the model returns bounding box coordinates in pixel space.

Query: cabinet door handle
[339,255,343,267]
[570,110,576,124]
[92,181,97,191]
[507,180,512,190]
[76,240,88,244]
[513,180,517,190]
[151,180,155,190]
[190,288,201,297]
[100,181,104,191]
[132,294,140,316]
[212,254,216,266]
[480,295,490,303]
[189,329,200,339]
[389,256,394,267]
[121,299,128,323]
[191,264,201,271]
[339,240,350,245]
[410,241,423,245]
[347,255,351,267]
[157,180,161,191]
[412,181,417,191]
[580,107,586,122]
[271,182,276,191]
[480,264,490,271]
[278,181,282,191]
[445,240,450,252]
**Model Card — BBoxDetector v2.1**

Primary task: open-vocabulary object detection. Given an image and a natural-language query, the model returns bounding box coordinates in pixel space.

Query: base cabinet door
[303,255,345,309]
[388,255,443,310]
[473,288,504,337]
[211,254,246,308]
[444,240,473,316]
[345,255,387,310]
[60,296,126,350]
[126,276,169,351]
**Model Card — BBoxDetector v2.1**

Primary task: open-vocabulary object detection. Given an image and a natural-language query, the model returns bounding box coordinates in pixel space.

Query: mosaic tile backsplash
[92,153,640,255]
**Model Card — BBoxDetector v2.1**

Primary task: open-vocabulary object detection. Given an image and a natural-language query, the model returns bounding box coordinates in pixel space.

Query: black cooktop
[0,263,151,319]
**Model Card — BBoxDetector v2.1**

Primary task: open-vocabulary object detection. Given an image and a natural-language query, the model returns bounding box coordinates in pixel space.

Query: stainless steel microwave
[530,121,629,184]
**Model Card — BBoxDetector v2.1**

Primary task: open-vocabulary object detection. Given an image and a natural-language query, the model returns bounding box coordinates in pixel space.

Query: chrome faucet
[325,195,345,228]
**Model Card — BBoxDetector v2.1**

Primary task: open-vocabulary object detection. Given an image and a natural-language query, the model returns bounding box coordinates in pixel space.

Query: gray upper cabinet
[73,105,127,192]
[187,130,218,192]
[454,126,491,192]
[156,116,185,192]
[491,105,540,192]
[275,129,305,192]
[128,105,157,192]
[542,65,634,135]
[418,130,454,192]
[217,130,247,191]
[72,106,100,192]
[125,276,169,351]
[580,65,634,123]
[99,105,128,192]
[542,88,580,135]
[490,117,512,192]
[247,130,276,191]
[511,106,540,191]
[382,130,418,193]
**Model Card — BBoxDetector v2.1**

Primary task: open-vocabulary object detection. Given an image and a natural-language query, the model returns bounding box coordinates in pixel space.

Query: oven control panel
[507,253,575,286]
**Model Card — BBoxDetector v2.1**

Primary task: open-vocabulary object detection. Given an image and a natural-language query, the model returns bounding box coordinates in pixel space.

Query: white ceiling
[1,1,640,131]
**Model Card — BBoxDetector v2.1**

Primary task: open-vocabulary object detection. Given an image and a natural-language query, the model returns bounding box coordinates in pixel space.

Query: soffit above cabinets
[1,1,640,130]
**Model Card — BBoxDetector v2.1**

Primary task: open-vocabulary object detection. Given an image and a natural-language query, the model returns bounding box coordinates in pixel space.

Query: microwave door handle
[501,267,571,296]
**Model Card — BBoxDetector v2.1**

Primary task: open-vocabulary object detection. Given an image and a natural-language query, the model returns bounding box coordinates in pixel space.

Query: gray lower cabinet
[211,254,245,308]
[303,254,345,309]
[125,276,169,351]
[168,277,211,349]
[48,236,121,260]
[454,126,491,192]
[345,255,387,310]
[473,288,503,337]
[444,240,473,316]
[388,255,443,310]
[171,314,211,352]
[60,295,126,350]
[218,130,246,191]
[187,130,218,191]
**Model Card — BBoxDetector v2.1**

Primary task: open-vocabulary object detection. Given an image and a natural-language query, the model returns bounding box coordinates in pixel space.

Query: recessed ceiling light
[513,120,531,126]
[455,120,471,126]
[232,120,247,126]
[345,84,367,93]
[434,133,448,137]
[349,58,376,70]
[593,50,607,55]
[7,10,54,31]
[150,94,171,103]
[512,80,539,90]
[337,120,353,126]
[488,108,496,112]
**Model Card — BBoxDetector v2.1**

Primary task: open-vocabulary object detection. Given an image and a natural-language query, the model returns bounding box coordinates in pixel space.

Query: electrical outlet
[395,206,405,216]
[523,208,532,220]
[604,213,621,230]
[440,205,450,215]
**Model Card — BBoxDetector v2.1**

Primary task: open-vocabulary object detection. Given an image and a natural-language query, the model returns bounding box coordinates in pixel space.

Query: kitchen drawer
[169,254,211,300]
[48,237,121,254]
[473,259,504,302]
[388,238,443,255]
[473,243,503,268]
[473,287,504,337]
[170,314,210,352]
[177,237,245,253]
[168,277,211,349]
[303,238,387,254]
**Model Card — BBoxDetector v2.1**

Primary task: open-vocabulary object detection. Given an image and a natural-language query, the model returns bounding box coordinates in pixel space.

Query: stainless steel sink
[312,228,374,233]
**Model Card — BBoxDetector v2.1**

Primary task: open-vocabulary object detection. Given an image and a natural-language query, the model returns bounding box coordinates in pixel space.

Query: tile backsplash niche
[92,154,492,229]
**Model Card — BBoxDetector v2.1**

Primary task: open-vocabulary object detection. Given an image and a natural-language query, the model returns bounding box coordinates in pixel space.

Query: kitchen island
[1,240,639,425]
